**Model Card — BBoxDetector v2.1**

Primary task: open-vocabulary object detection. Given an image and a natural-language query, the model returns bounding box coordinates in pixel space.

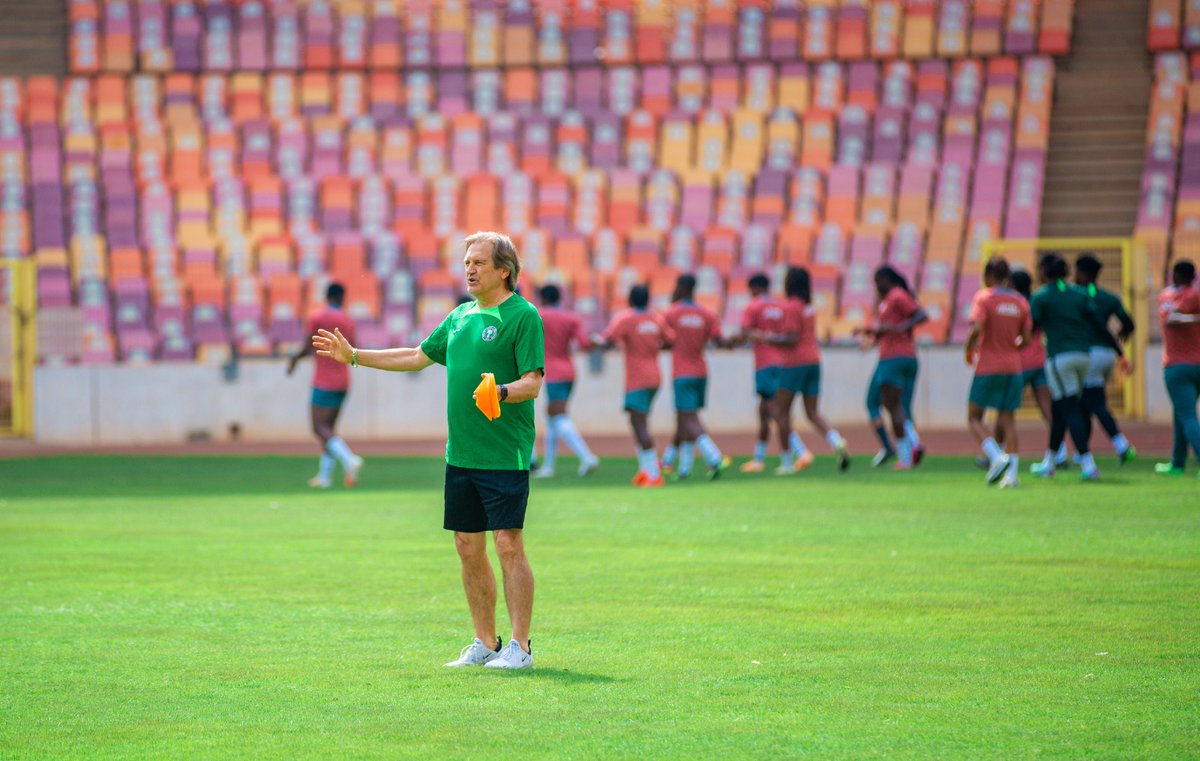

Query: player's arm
[313,328,435,371]
[875,304,929,334]
[964,321,982,366]
[286,341,311,375]
[1082,302,1124,356]
[502,369,543,404]
[1114,303,1136,342]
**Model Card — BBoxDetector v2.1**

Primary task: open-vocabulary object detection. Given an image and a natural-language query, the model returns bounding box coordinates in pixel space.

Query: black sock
[1048,400,1067,452]
[1062,395,1091,455]
[1083,387,1121,438]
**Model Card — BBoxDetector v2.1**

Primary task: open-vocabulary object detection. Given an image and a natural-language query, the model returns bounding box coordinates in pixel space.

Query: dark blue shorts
[444,464,530,533]
[311,387,347,409]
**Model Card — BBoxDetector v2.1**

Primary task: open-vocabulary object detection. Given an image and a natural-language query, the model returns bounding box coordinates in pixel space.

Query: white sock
[679,443,695,476]
[1055,442,1068,464]
[788,431,808,456]
[1112,433,1130,454]
[696,434,723,467]
[638,448,660,479]
[754,441,768,461]
[326,436,356,468]
[662,445,678,468]
[982,437,1004,463]
[897,437,913,466]
[541,417,560,471]
[318,453,334,481]
[826,429,845,449]
[780,450,794,469]
[1007,455,1019,477]
[904,420,921,446]
[1080,452,1097,472]
[554,415,595,462]
[1042,450,1056,468]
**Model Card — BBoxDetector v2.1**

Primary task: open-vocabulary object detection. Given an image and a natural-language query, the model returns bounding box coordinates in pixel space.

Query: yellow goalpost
[978,237,1147,420]
[0,259,36,437]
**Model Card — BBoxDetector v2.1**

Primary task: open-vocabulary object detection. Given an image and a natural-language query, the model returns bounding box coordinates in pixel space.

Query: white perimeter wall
[34,346,1175,445]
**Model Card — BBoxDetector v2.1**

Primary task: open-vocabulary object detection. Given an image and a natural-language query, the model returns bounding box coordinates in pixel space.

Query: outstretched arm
[312,328,435,372]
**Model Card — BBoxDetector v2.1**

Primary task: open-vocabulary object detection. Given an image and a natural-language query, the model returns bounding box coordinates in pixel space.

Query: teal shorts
[781,363,820,397]
[545,381,573,403]
[673,377,707,412]
[755,366,783,398]
[1022,367,1048,389]
[866,359,916,418]
[624,386,658,414]
[311,387,347,409]
[969,373,1023,412]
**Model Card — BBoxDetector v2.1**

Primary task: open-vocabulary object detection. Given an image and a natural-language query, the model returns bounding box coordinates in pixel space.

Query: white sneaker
[344,455,364,488]
[774,464,796,476]
[484,639,534,670]
[986,454,1011,485]
[578,456,600,477]
[999,474,1019,489]
[444,638,501,667]
[533,467,555,479]
[307,475,330,489]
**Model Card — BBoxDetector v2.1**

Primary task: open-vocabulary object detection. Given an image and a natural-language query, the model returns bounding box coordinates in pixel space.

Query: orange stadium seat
[869,1,903,59]
[1040,0,1075,55]
[937,0,970,58]
[835,0,869,61]
[971,0,1006,57]
[902,0,936,60]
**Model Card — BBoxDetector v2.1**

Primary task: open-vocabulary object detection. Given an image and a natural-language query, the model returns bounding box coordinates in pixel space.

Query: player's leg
[308,402,336,488]
[1057,354,1098,479]
[881,382,912,468]
[535,398,565,478]
[662,412,684,476]
[901,359,923,464]
[969,377,1007,482]
[996,408,1020,487]
[548,383,598,476]
[866,366,894,466]
[744,376,772,470]
[492,529,534,662]
[1027,371,1068,466]
[774,388,800,475]
[1161,366,1200,473]
[627,389,662,486]
[1083,348,1134,462]
[443,465,500,668]
[803,388,849,470]
[455,531,498,647]
[316,391,362,486]
[675,411,700,478]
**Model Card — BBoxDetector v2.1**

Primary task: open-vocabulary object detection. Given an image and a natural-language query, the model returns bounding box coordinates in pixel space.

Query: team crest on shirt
[481,326,498,342]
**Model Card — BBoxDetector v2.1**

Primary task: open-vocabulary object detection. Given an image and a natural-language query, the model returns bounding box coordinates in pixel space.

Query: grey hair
[464,231,521,292]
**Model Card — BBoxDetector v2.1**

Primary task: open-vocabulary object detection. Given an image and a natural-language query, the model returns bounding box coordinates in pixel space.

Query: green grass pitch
[0,454,1196,759]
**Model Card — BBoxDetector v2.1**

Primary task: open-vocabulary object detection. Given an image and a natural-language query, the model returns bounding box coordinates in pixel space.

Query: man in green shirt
[1028,252,1124,481]
[313,231,545,670]
[1074,254,1137,464]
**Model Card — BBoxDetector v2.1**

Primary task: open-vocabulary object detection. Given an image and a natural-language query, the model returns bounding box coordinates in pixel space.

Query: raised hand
[313,327,353,365]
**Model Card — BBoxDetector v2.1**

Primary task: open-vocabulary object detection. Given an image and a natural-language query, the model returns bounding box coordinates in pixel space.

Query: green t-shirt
[1029,281,1096,357]
[420,293,545,470]
[1083,285,1132,350]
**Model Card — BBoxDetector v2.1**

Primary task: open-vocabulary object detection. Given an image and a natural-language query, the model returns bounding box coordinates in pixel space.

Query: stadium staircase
[1041,0,1152,238]
[0,0,67,77]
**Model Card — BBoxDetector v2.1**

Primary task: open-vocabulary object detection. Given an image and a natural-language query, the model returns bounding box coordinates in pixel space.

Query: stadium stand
[1,0,1082,364]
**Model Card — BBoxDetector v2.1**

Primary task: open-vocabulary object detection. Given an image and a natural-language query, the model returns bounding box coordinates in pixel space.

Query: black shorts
[444,464,530,533]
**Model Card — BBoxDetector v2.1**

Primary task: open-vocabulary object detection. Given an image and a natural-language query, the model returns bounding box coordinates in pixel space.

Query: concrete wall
[34,346,1174,445]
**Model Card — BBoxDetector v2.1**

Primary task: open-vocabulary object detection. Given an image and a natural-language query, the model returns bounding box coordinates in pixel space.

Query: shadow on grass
[505,668,618,683]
